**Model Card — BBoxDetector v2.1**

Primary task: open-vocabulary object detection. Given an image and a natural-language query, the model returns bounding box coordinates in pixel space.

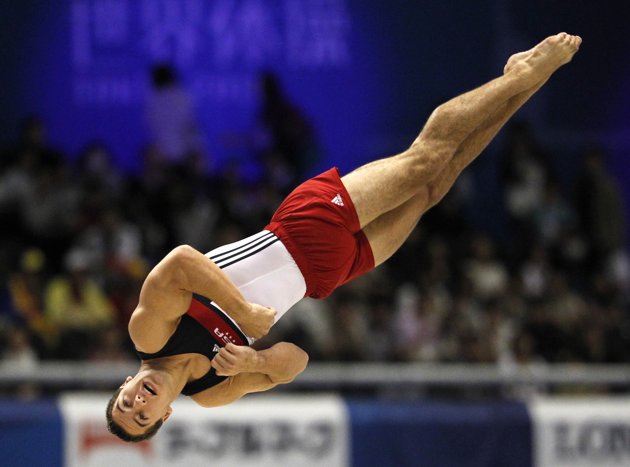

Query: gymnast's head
[106,374,174,442]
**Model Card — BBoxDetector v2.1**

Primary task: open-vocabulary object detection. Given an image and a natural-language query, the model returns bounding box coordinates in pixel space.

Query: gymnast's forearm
[252,342,309,384]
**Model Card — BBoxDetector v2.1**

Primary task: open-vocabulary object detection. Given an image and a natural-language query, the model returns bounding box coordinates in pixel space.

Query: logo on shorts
[331,193,344,206]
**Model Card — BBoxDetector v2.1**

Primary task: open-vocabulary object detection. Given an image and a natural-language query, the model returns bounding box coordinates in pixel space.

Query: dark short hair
[106,387,164,442]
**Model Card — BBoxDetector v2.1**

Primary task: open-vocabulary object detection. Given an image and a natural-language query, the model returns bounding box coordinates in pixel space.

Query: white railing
[296,363,630,388]
[1,362,629,389]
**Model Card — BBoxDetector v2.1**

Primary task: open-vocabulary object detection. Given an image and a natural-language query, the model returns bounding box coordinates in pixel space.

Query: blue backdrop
[1,1,628,211]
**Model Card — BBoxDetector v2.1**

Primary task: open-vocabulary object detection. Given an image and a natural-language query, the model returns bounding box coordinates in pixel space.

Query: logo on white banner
[531,397,630,467]
[60,393,349,467]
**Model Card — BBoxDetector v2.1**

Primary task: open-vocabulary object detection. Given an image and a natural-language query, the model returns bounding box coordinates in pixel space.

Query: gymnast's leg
[342,33,581,236]
[353,33,582,265]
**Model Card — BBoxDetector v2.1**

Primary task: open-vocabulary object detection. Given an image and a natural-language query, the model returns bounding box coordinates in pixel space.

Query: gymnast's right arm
[129,245,276,353]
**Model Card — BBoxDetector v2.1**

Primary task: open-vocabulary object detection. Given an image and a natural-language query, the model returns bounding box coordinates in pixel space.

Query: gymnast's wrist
[227,300,252,322]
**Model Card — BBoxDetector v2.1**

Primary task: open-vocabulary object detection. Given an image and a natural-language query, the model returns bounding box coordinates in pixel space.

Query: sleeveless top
[135,230,306,395]
[136,293,249,396]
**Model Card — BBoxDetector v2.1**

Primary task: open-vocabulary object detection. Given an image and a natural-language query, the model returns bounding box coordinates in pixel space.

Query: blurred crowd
[0,83,629,397]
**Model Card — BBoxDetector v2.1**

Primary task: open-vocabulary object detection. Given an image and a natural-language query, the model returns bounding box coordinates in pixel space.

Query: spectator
[0,324,38,371]
[6,248,55,355]
[145,64,206,166]
[0,324,40,398]
[76,143,123,197]
[330,296,370,361]
[520,245,552,300]
[21,159,79,269]
[257,71,320,179]
[44,249,115,359]
[88,326,135,363]
[365,297,396,361]
[500,122,554,260]
[575,146,627,274]
[74,204,143,283]
[393,285,442,361]
[220,72,320,185]
[464,234,509,300]
[484,299,515,364]
[534,182,575,247]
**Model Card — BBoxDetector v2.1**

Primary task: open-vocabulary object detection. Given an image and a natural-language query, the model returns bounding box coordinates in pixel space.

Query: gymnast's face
[112,375,173,435]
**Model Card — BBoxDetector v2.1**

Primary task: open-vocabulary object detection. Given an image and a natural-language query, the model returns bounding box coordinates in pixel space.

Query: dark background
[0,0,628,246]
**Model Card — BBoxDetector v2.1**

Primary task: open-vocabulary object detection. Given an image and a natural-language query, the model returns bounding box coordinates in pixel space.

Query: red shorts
[265,168,375,299]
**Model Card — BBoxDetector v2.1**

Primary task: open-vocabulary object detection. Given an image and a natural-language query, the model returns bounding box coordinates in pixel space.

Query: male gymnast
[107,33,581,441]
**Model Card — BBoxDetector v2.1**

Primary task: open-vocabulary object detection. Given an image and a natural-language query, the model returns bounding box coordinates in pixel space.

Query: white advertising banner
[530,397,630,467]
[59,393,349,467]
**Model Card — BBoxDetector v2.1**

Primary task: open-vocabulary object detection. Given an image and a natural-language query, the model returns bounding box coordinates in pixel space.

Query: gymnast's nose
[136,393,146,404]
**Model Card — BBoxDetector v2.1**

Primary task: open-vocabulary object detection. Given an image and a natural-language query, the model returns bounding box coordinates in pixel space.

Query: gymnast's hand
[236,303,276,339]
[212,343,258,376]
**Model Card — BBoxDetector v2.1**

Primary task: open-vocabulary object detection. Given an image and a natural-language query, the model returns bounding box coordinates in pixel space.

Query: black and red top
[135,294,249,396]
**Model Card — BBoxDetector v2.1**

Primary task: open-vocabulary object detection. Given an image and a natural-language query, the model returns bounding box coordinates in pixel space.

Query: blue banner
[0,399,63,467]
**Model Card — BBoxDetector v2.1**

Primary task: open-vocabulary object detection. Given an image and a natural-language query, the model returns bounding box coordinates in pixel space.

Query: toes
[569,35,582,51]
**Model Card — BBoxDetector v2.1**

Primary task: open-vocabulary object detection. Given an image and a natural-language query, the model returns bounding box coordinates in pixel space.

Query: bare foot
[504,33,581,82]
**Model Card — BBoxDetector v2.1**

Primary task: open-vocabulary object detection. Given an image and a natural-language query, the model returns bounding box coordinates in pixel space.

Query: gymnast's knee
[405,138,455,181]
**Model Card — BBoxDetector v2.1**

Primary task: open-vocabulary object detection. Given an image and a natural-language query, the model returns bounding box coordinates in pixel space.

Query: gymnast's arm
[191,342,309,407]
[129,245,275,353]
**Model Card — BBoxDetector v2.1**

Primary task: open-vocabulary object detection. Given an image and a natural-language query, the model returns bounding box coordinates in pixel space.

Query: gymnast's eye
[122,397,131,408]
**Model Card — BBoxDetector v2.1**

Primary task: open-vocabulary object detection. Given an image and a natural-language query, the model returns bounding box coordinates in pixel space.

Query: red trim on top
[186,299,247,346]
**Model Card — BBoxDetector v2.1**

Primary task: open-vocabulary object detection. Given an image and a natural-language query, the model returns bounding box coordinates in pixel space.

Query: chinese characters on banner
[70,0,352,106]
[60,394,350,467]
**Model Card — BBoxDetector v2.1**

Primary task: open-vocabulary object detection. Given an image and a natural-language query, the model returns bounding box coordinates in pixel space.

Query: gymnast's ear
[163,406,173,422]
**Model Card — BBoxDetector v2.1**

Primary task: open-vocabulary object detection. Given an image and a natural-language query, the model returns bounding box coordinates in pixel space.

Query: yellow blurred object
[127,258,149,279]
[21,248,45,273]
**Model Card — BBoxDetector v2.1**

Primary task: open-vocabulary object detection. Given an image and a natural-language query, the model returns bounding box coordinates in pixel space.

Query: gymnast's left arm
[190,342,309,408]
